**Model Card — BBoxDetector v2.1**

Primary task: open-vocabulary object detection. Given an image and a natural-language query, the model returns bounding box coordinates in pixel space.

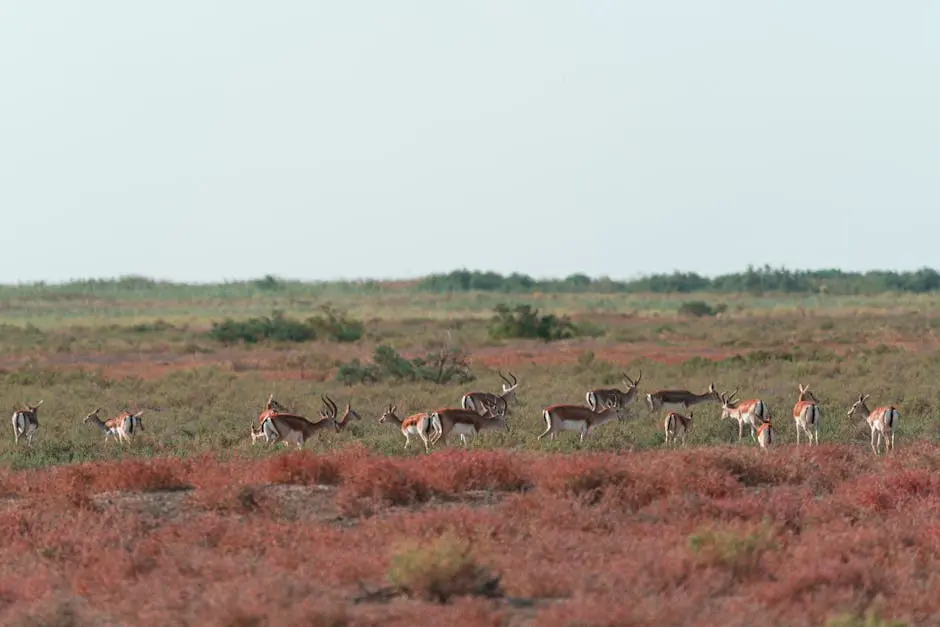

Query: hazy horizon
[3,2,938,284]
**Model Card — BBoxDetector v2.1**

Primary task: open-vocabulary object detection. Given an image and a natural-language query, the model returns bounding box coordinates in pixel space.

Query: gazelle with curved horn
[586,371,641,412]
[378,404,440,453]
[427,398,508,448]
[320,394,362,431]
[262,408,338,448]
[793,383,821,446]
[83,408,145,444]
[646,383,720,413]
[847,394,899,455]
[538,397,624,443]
[11,400,42,446]
[718,389,768,443]
[460,371,519,417]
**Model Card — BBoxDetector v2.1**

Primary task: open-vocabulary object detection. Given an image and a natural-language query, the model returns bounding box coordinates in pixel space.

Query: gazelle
[83,408,145,444]
[11,400,42,445]
[847,394,899,455]
[538,398,624,443]
[646,383,720,413]
[259,393,289,424]
[792,383,821,446]
[261,411,339,448]
[320,395,362,431]
[718,390,768,442]
[664,410,692,447]
[428,399,508,448]
[378,404,440,453]
[756,420,775,450]
[586,371,642,412]
[249,421,276,444]
[461,371,519,416]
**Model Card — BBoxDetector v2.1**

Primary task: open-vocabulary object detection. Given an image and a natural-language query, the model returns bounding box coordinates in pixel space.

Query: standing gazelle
[428,398,508,448]
[538,398,624,443]
[663,410,693,447]
[792,384,821,446]
[83,408,144,444]
[12,400,42,445]
[586,371,641,412]
[378,405,440,453]
[461,371,519,417]
[646,383,720,413]
[718,390,768,442]
[847,394,899,455]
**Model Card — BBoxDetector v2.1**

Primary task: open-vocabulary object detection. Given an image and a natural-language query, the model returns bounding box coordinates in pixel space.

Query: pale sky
[2,2,938,284]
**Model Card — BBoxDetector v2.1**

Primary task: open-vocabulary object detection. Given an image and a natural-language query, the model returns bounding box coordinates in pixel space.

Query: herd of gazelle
[7,371,901,456]
[240,370,900,456]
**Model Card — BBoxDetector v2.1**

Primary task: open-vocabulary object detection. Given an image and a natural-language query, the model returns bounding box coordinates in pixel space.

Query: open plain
[1,274,939,625]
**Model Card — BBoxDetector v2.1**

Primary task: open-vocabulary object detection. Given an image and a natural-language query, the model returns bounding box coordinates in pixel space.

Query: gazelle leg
[738,420,743,441]
[538,426,552,440]
[871,429,878,455]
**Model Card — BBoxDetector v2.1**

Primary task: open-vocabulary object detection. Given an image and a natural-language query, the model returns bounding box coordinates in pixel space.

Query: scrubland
[0,277,938,625]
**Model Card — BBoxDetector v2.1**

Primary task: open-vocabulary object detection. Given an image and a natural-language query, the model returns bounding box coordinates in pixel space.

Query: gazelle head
[603,397,626,420]
[498,371,519,401]
[83,408,102,424]
[797,384,819,404]
[378,404,398,424]
[847,393,871,419]
[480,398,511,431]
[622,371,642,401]
[319,395,345,432]
[718,389,739,419]
[264,393,288,414]
[480,397,509,420]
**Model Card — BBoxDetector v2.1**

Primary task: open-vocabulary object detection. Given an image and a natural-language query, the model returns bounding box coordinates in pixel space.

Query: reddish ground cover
[0,444,935,625]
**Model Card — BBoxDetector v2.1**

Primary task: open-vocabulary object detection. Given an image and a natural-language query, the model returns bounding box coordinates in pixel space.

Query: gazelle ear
[862,394,870,401]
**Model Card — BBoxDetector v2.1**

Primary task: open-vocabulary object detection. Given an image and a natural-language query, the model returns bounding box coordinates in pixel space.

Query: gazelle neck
[87,417,110,431]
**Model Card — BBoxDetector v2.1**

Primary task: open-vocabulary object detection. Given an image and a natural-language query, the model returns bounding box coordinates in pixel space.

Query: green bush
[336,345,475,386]
[678,301,728,318]
[207,305,363,345]
[487,304,576,341]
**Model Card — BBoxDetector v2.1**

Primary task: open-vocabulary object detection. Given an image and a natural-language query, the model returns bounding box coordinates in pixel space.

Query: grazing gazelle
[756,420,775,450]
[378,404,440,453]
[83,408,145,444]
[646,383,720,413]
[11,400,42,446]
[847,394,899,455]
[538,398,624,443]
[586,371,642,412]
[428,399,508,448]
[718,389,768,442]
[664,410,693,447]
[320,395,362,431]
[792,383,821,446]
[461,371,519,416]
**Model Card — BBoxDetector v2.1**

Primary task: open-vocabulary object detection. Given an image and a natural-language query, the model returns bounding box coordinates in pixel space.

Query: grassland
[1,280,939,625]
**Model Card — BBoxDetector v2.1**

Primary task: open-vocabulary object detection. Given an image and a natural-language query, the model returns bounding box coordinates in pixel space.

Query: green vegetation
[487,304,577,341]
[208,304,364,345]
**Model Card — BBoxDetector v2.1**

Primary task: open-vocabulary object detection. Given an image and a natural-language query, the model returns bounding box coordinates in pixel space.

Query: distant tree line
[416,266,940,296]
